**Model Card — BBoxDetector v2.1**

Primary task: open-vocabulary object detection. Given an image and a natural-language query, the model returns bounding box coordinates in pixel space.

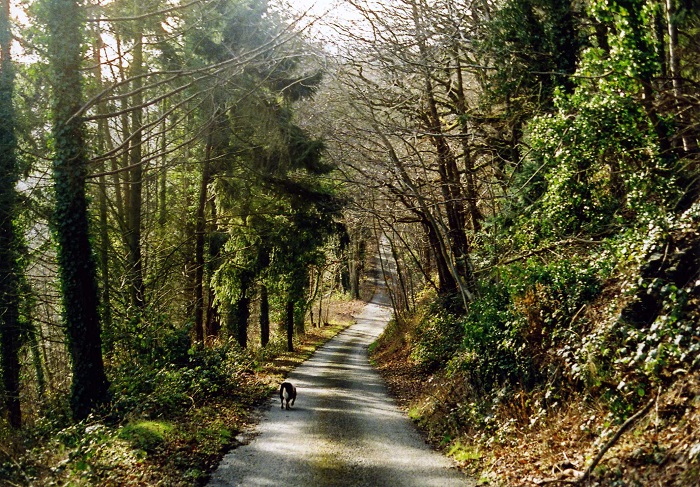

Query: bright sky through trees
[279,0,366,44]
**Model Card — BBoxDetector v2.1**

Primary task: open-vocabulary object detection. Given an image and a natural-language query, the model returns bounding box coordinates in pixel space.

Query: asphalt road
[208,285,474,487]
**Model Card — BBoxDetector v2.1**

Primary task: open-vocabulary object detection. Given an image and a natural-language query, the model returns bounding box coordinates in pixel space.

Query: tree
[0,0,22,428]
[42,0,109,420]
[319,0,488,309]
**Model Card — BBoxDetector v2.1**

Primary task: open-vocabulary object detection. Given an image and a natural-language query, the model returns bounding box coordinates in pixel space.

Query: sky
[279,0,366,44]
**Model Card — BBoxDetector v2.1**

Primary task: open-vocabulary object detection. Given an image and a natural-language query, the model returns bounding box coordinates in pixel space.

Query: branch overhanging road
[208,271,475,486]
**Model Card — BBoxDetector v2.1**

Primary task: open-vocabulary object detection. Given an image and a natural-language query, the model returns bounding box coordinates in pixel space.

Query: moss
[119,420,174,452]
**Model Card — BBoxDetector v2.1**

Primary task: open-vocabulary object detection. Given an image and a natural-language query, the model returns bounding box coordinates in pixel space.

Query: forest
[0,0,698,485]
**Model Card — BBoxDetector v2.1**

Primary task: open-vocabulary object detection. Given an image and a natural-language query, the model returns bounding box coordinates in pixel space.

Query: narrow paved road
[208,286,473,486]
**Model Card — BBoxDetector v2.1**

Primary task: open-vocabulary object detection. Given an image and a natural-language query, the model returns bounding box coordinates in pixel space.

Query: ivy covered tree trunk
[0,0,22,428]
[44,0,109,420]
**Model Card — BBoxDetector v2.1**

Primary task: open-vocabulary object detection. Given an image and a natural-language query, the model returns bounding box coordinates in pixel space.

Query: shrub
[119,420,174,453]
[411,304,466,371]
[110,338,252,419]
[447,258,604,392]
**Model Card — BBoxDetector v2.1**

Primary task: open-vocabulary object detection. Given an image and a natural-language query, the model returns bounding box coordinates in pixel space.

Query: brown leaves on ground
[371,324,700,486]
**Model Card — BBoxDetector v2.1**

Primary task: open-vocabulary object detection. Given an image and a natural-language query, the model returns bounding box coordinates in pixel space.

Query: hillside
[372,203,700,485]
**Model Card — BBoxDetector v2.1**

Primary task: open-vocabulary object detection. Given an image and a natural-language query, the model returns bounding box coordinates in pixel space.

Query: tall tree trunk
[112,34,127,226]
[183,175,197,322]
[158,100,168,227]
[285,300,294,352]
[412,1,476,303]
[193,108,228,343]
[126,25,145,312]
[193,153,210,343]
[45,0,109,420]
[348,237,364,300]
[387,233,410,313]
[373,120,465,303]
[93,32,113,353]
[260,284,270,347]
[666,0,696,155]
[0,0,21,429]
[452,47,483,233]
[259,247,271,347]
[27,323,46,399]
[206,286,221,341]
[234,293,250,349]
[421,217,457,295]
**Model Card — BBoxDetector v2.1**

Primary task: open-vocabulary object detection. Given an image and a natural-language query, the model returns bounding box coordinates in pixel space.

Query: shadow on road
[208,252,474,487]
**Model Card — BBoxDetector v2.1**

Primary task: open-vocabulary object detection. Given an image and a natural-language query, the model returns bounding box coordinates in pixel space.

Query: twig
[578,397,655,483]
[537,396,656,486]
[477,237,605,274]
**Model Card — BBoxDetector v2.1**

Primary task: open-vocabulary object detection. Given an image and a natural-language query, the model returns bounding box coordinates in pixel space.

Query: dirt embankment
[371,320,700,486]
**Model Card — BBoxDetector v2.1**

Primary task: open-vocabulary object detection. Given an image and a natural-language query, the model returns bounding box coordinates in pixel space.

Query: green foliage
[113,313,192,368]
[566,203,700,396]
[481,0,582,107]
[119,420,174,453]
[501,0,681,251]
[411,307,466,372]
[110,339,254,418]
[440,258,604,391]
[516,88,675,245]
[51,420,130,482]
[447,441,483,463]
[448,284,524,389]
[588,0,659,81]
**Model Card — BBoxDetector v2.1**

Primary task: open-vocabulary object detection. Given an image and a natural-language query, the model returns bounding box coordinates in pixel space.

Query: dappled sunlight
[208,280,471,486]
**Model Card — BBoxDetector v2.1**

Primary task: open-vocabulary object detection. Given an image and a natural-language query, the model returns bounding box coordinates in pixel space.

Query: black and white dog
[279,381,296,410]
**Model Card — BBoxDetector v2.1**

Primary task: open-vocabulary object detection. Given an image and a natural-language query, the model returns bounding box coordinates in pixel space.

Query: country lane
[207,282,474,487]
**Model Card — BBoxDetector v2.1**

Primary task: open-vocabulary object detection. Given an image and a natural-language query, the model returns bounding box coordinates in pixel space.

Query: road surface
[208,284,473,486]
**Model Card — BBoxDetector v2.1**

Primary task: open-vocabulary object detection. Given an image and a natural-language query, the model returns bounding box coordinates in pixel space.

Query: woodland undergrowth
[0,297,363,486]
[372,202,700,486]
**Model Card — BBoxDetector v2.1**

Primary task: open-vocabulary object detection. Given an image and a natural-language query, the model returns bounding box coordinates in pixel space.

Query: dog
[279,381,296,410]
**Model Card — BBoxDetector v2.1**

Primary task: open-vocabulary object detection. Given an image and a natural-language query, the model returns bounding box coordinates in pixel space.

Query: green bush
[110,338,252,418]
[119,420,174,453]
[445,258,604,392]
[448,284,528,390]
[411,308,465,371]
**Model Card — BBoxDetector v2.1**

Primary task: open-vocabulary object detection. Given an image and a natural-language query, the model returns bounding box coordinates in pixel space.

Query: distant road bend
[208,282,474,486]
